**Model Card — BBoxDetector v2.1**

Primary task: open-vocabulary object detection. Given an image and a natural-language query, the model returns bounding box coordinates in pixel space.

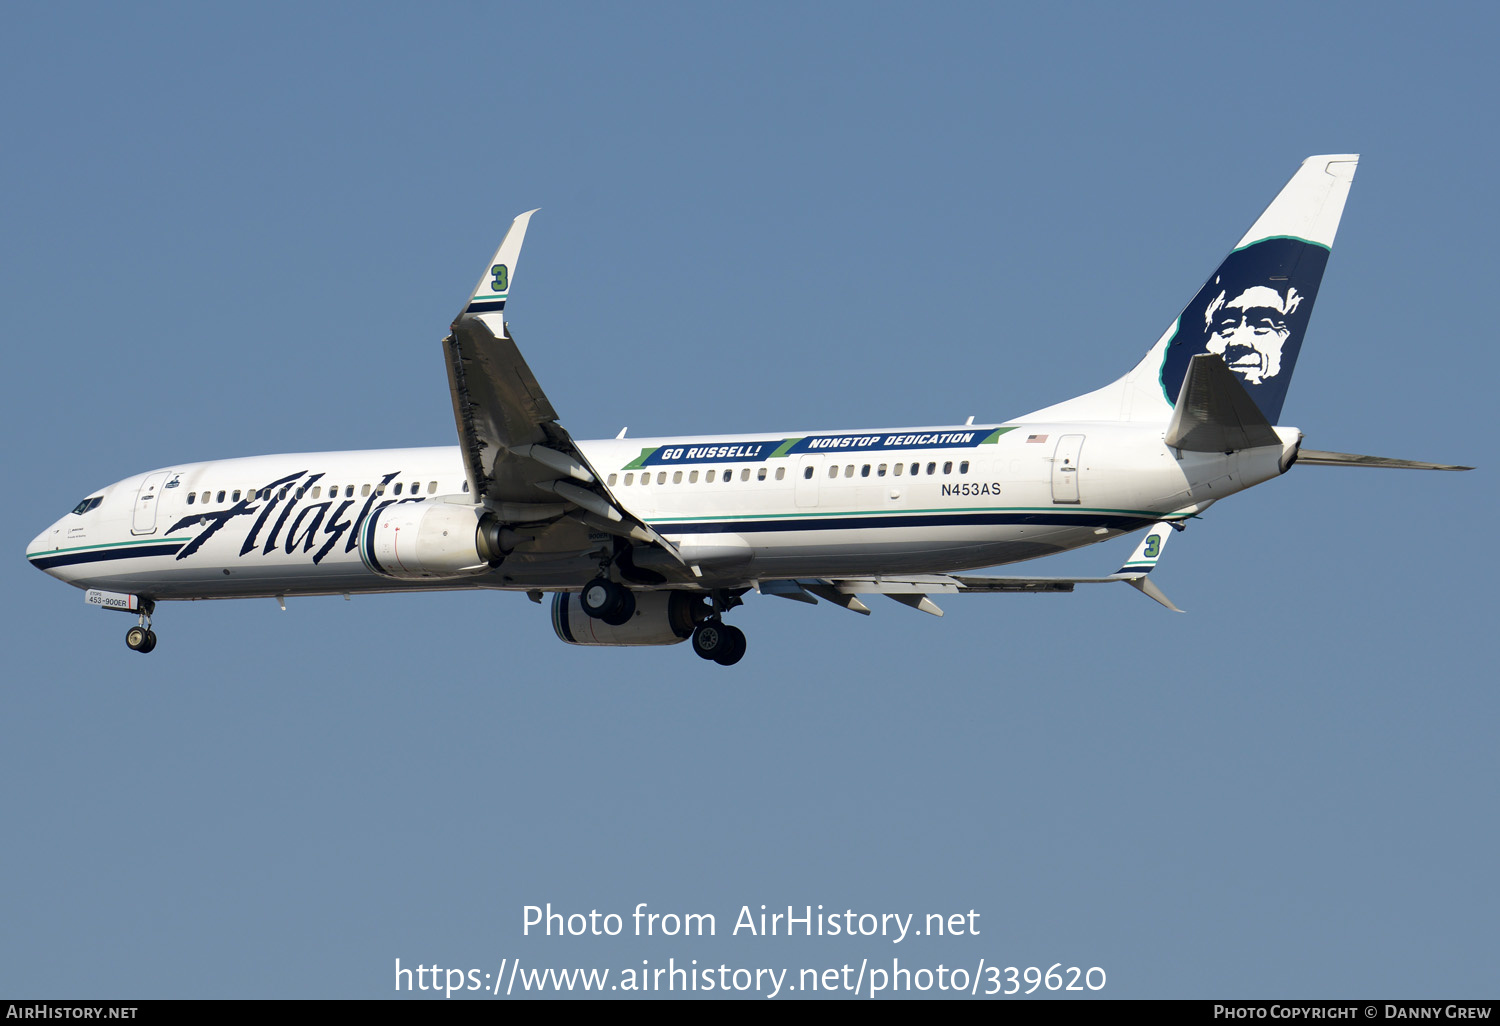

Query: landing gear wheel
[126,626,152,653]
[714,624,746,666]
[692,622,746,665]
[580,578,635,626]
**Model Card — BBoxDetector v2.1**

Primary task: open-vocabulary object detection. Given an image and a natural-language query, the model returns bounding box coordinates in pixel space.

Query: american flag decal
[1026,434,1048,443]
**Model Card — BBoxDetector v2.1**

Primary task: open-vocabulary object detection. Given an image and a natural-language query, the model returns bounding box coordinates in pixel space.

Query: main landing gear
[577,572,749,666]
[580,577,636,626]
[691,620,746,666]
[124,603,157,654]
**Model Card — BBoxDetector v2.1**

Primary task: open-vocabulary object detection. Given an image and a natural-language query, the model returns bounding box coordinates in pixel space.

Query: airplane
[26,154,1471,666]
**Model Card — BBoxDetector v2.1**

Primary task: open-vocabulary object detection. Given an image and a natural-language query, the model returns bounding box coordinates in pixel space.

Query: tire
[126,626,149,652]
[600,587,636,626]
[580,578,628,622]
[692,622,724,660]
[713,625,746,666]
[141,629,157,654]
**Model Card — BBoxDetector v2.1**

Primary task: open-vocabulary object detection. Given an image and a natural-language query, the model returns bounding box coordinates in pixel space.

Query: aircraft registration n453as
[27,155,1470,665]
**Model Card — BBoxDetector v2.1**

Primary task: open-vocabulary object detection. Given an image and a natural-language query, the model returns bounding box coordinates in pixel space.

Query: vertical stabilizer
[1020,155,1358,425]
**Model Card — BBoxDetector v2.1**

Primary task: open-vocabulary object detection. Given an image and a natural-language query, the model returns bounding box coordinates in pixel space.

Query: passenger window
[689,470,699,483]
[346,486,355,498]
[624,473,634,486]
[213,490,223,503]
[186,492,196,505]
[233,490,241,502]
[775,467,785,480]
[740,469,750,481]
[828,465,837,479]
[429,481,437,494]
[311,486,321,498]
[803,466,814,480]
[926,462,936,475]
[845,465,854,478]
[608,474,618,486]
[757,467,767,481]
[394,482,403,495]
[362,484,371,497]
[943,461,953,474]
[877,464,887,477]
[462,481,469,492]
[722,467,732,481]
[911,463,920,476]
[894,463,903,476]
[860,465,870,477]
[960,461,969,474]
[706,470,715,483]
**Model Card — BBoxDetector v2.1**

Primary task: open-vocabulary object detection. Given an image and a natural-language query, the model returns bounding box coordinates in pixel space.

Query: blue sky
[3,2,1495,999]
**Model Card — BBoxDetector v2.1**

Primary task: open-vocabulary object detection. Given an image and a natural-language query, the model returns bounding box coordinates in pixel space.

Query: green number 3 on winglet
[1143,534,1161,558]
[490,264,509,293]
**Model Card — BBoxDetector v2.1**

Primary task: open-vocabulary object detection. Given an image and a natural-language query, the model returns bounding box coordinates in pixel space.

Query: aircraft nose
[27,522,64,575]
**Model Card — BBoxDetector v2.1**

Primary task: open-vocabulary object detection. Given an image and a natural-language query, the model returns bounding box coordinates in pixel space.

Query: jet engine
[358,499,517,581]
[551,590,706,646]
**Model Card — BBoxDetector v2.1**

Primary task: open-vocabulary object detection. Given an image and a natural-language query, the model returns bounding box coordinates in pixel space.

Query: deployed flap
[1165,353,1281,452]
[913,523,1182,611]
[1294,449,1473,471]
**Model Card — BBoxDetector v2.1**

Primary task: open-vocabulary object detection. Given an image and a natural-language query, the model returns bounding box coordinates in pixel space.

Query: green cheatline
[623,447,659,470]
[647,506,1181,523]
[27,537,189,558]
[1234,234,1331,253]
[980,427,1018,444]
[768,437,802,458]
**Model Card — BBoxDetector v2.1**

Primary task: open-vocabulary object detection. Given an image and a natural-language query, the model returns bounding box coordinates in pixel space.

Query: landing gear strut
[692,620,746,666]
[125,604,157,654]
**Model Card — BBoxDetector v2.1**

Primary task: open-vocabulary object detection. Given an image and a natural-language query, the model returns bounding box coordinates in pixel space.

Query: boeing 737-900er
[27,155,1471,665]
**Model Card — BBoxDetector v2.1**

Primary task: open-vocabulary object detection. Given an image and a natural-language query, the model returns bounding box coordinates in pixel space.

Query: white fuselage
[27,421,1298,601]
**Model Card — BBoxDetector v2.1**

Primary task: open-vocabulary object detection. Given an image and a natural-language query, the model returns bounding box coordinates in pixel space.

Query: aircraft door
[1050,435,1085,504]
[795,455,822,507]
[131,472,171,535]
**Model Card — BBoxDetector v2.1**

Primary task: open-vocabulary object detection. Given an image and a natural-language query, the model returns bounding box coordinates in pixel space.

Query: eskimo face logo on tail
[1204,283,1301,384]
[1159,236,1330,424]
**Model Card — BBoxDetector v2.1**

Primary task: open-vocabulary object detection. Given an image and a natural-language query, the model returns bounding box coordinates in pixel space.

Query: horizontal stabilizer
[1294,449,1473,471]
[1165,354,1281,453]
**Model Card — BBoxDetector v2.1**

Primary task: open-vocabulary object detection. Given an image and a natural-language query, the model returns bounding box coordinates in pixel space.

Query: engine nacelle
[359,499,510,581]
[551,590,705,646]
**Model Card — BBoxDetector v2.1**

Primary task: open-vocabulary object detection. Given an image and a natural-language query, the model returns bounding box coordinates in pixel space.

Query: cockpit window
[71,496,103,515]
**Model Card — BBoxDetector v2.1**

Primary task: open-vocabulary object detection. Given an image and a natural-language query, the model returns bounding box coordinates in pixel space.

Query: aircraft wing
[759,523,1182,614]
[443,212,683,556]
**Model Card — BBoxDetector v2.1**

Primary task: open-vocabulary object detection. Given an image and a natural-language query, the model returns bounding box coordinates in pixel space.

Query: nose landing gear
[124,602,157,654]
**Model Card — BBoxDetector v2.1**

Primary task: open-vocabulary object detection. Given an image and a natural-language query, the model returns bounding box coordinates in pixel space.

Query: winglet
[459,209,539,332]
[1112,523,1183,611]
[1112,523,1173,576]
